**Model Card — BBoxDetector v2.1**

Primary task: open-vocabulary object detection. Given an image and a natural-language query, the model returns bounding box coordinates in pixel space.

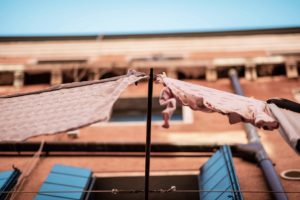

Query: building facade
[0,28,300,199]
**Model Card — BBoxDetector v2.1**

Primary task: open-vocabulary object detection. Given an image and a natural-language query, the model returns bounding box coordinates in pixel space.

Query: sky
[0,0,300,36]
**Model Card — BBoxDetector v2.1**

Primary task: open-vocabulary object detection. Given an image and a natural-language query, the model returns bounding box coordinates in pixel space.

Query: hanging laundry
[156,74,278,130]
[267,99,300,154]
[0,70,146,141]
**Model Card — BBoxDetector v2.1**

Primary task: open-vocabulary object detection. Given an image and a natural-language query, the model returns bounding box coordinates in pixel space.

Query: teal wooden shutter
[198,145,243,200]
[35,164,92,200]
[0,169,21,200]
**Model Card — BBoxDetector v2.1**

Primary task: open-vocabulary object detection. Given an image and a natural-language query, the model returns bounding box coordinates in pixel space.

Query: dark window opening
[62,68,89,83]
[177,68,206,80]
[63,70,73,83]
[0,72,14,85]
[100,71,119,79]
[197,72,206,80]
[177,71,186,80]
[257,64,286,77]
[24,72,51,85]
[88,175,199,200]
[272,64,286,76]
[110,97,183,122]
[217,66,245,79]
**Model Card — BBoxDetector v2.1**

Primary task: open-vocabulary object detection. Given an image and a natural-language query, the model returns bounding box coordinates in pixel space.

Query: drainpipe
[228,69,288,200]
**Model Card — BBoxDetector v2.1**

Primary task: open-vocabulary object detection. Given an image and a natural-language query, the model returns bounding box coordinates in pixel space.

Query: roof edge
[1,27,300,42]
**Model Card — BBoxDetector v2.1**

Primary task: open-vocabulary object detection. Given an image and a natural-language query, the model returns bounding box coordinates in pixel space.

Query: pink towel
[0,70,146,141]
[156,74,278,130]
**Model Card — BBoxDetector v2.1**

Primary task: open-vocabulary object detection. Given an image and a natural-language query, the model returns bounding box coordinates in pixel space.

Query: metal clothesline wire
[0,189,300,194]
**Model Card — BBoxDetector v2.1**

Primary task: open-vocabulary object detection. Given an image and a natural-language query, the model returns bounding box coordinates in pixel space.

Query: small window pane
[110,97,183,122]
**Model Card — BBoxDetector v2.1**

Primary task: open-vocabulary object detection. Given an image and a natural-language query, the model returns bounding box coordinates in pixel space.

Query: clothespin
[167,186,176,192]
[111,188,119,195]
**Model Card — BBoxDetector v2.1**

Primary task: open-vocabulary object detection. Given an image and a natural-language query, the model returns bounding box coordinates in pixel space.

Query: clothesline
[1,70,298,145]
[1,188,300,194]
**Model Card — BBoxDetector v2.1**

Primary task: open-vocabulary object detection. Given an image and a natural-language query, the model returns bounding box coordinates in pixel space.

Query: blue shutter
[51,164,91,178]
[35,194,68,200]
[198,145,243,200]
[35,164,92,200]
[0,169,21,200]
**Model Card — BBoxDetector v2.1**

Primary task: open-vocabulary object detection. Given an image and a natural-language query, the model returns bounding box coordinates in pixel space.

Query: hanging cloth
[267,99,300,154]
[0,70,147,141]
[156,74,278,130]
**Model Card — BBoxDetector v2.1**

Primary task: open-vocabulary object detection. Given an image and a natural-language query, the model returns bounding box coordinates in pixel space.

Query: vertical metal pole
[145,68,153,200]
[228,69,288,200]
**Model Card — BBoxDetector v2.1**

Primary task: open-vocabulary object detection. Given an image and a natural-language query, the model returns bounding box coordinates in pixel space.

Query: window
[100,71,119,79]
[89,173,199,200]
[88,146,243,200]
[217,66,245,79]
[0,72,14,85]
[257,64,286,77]
[36,59,89,83]
[24,71,51,85]
[177,68,206,80]
[62,68,89,83]
[110,97,183,123]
